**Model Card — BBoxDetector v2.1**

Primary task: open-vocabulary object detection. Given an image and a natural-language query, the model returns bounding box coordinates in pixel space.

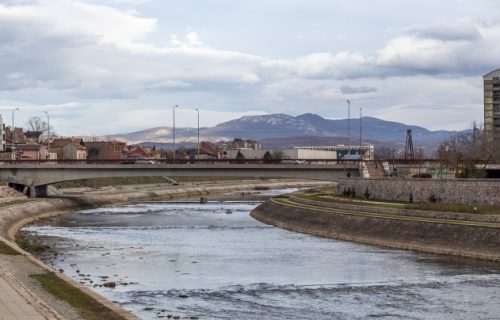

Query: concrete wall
[251,199,500,261]
[337,178,500,205]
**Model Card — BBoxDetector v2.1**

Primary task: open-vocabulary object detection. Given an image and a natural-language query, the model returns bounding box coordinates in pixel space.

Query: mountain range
[110,113,464,154]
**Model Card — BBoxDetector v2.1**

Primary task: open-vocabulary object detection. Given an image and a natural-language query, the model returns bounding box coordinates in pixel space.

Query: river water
[22,189,500,319]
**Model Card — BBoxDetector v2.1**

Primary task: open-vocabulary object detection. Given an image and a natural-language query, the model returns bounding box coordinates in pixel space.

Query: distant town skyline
[1,0,500,135]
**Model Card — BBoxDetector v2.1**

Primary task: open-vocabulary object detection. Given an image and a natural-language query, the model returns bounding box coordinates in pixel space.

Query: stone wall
[337,178,500,205]
[251,199,500,261]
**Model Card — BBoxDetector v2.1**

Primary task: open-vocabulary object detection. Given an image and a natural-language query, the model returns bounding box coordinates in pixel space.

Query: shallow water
[23,194,500,319]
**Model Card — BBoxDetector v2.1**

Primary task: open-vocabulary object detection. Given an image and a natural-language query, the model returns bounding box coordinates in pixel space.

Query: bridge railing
[0,159,497,166]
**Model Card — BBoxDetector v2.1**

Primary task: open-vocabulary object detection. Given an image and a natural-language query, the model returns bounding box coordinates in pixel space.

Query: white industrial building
[225,144,374,161]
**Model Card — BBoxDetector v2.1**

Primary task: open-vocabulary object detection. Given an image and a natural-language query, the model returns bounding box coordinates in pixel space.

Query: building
[0,115,5,152]
[220,138,262,150]
[127,145,151,159]
[51,138,87,160]
[84,140,129,160]
[14,144,46,160]
[189,141,221,160]
[484,69,500,143]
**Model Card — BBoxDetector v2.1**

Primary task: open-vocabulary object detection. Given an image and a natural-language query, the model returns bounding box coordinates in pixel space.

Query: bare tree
[25,116,53,143]
[435,122,499,177]
[26,116,48,132]
[271,150,284,159]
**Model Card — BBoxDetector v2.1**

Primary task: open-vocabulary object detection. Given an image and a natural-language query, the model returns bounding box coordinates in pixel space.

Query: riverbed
[21,189,500,319]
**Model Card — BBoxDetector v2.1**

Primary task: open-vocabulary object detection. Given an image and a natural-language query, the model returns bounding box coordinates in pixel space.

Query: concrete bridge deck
[0,163,359,197]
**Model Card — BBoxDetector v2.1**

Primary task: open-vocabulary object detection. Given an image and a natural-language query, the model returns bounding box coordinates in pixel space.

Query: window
[494,76,500,81]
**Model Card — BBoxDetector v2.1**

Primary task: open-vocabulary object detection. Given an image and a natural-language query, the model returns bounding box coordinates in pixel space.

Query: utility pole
[195,108,200,160]
[172,105,178,163]
[346,99,351,159]
[44,111,50,160]
[359,107,362,159]
[11,107,19,159]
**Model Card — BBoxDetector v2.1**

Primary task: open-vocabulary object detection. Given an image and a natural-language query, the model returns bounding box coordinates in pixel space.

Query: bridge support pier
[8,183,47,198]
[30,186,48,198]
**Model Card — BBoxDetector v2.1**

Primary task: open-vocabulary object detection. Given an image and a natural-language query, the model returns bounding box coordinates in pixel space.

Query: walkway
[0,272,46,320]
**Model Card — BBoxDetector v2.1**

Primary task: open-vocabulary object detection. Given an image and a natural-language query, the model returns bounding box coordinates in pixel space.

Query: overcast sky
[1,0,499,135]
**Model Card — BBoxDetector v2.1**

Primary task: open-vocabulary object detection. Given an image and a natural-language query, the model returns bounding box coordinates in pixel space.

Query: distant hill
[109,113,464,154]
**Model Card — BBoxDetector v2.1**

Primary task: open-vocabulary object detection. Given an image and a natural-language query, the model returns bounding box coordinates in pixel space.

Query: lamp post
[11,107,19,158]
[359,107,362,159]
[172,105,178,162]
[44,111,50,160]
[195,108,200,161]
[346,99,351,158]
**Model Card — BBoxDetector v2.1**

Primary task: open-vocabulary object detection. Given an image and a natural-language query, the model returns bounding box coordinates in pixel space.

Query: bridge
[0,163,360,197]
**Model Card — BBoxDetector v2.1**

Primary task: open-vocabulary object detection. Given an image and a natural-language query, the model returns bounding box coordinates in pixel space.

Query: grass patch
[31,273,127,320]
[16,233,50,254]
[409,202,500,215]
[0,241,21,255]
[295,193,500,215]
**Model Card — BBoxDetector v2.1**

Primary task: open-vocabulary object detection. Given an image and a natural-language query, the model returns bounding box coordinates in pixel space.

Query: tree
[375,145,396,160]
[87,147,100,159]
[263,151,272,161]
[271,150,284,160]
[434,122,500,178]
[25,116,52,143]
[235,151,245,160]
[26,116,48,133]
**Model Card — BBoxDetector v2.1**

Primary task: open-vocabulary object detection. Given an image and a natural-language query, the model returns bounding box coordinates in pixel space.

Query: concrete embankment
[0,179,331,320]
[251,197,500,261]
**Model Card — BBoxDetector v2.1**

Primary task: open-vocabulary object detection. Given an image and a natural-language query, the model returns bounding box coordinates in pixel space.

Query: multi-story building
[84,140,128,160]
[484,69,500,143]
[0,115,5,151]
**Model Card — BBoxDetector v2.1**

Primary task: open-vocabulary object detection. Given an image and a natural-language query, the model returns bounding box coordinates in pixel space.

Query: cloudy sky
[1,0,499,135]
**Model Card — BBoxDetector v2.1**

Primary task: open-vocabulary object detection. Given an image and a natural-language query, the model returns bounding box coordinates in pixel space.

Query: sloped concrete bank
[251,199,500,261]
[0,180,330,320]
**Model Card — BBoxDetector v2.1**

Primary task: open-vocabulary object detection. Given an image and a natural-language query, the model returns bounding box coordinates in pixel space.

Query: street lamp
[172,105,178,162]
[11,107,19,158]
[44,111,50,160]
[346,99,351,158]
[359,107,363,159]
[195,108,200,160]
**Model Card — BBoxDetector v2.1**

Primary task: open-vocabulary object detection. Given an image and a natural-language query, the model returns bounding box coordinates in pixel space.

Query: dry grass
[31,273,128,320]
[0,241,20,255]
[295,193,500,215]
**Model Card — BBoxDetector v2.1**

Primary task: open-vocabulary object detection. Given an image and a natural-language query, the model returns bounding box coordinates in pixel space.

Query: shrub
[428,193,438,203]
[364,187,371,200]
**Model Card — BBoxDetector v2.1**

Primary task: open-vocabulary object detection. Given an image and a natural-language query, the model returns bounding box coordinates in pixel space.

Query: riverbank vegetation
[0,241,21,255]
[295,193,500,215]
[31,272,128,320]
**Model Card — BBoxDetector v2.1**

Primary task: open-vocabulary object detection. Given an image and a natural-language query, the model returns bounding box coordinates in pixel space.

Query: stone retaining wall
[337,178,500,205]
[251,199,500,261]
[289,196,500,223]
[0,180,330,320]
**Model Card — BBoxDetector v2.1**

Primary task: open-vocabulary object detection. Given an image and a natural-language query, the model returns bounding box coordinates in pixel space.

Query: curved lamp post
[44,111,50,160]
[195,108,200,160]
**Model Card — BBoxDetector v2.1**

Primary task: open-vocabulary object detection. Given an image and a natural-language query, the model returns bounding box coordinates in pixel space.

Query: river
[22,189,500,319]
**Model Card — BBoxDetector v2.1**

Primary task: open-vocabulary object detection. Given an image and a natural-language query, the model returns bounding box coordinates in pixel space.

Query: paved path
[0,274,46,320]
[274,198,500,228]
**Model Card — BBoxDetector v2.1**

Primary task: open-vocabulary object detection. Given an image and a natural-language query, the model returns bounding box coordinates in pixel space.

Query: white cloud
[0,1,497,134]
